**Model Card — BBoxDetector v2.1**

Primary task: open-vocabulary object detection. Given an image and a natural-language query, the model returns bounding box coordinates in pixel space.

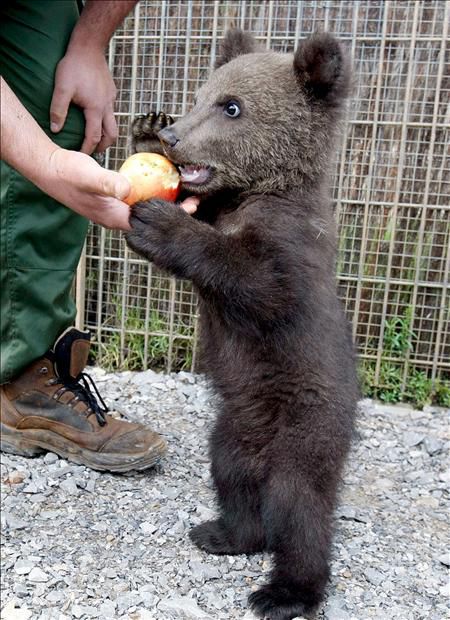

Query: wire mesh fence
[76,0,450,403]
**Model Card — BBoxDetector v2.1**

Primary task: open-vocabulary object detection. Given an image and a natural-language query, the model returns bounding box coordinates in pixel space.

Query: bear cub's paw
[190,519,266,555]
[249,583,318,620]
[131,111,174,154]
[189,520,244,556]
[126,199,183,263]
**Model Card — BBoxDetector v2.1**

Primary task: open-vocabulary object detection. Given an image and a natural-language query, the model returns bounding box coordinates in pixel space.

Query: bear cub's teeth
[179,164,211,185]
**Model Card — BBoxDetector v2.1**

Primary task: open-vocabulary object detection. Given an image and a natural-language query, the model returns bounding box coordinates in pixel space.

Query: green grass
[89,304,194,372]
[359,306,449,409]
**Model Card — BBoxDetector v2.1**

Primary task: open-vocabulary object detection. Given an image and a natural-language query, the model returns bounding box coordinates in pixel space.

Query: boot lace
[52,372,109,426]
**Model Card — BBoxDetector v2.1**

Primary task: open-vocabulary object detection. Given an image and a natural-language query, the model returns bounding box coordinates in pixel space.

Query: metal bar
[143,263,153,369]
[75,241,86,330]
[94,32,117,362]
[167,278,177,372]
[113,110,450,129]
[239,1,247,30]
[181,1,193,115]
[375,1,421,384]
[128,1,140,136]
[402,2,449,387]
[156,1,167,109]
[117,3,141,368]
[351,0,390,344]
[111,35,446,43]
[336,275,449,289]
[335,1,359,224]
[209,0,220,69]
[265,0,274,49]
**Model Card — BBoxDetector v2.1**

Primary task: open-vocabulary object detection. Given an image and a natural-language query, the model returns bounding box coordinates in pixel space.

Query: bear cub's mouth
[178,163,212,186]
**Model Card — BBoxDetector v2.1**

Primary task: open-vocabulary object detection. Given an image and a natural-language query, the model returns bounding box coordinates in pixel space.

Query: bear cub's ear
[215,29,258,69]
[294,33,350,105]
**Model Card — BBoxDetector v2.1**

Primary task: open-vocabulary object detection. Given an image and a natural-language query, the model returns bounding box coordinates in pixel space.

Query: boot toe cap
[101,425,167,457]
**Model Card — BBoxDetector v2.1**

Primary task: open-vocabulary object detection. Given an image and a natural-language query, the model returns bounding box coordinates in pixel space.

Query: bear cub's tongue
[179,164,210,185]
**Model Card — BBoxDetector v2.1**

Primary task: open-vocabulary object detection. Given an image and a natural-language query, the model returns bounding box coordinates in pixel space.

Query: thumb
[98,170,131,201]
[50,87,72,133]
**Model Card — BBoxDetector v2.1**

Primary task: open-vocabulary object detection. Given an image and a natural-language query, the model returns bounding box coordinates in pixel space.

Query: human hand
[39,148,131,230]
[180,196,199,215]
[50,46,117,155]
[37,149,198,230]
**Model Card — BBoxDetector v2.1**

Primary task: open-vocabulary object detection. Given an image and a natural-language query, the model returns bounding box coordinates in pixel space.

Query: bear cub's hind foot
[249,583,318,620]
[190,519,264,556]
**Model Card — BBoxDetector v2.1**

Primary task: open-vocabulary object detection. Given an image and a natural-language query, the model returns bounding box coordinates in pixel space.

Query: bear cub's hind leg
[190,453,266,555]
[249,472,333,620]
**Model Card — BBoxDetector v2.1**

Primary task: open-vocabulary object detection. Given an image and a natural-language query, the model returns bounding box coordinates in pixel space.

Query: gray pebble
[423,436,444,456]
[189,560,222,581]
[104,568,118,579]
[43,452,59,465]
[58,478,79,495]
[364,568,384,586]
[98,601,117,617]
[13,582,29,598]
[438,553,450,567]
[324,605,351,620]
[28,567,49,583]
[4,512,28,530]
[14,559,35,575]
[403,431,425,447]
[158,595,212,618]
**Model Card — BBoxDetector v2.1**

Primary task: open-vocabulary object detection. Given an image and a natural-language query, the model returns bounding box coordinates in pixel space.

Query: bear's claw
[249,583,317,620]
[131,111,174,154]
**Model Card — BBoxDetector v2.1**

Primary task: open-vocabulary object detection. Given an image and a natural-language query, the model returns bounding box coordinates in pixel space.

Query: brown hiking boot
[0,328,166,472]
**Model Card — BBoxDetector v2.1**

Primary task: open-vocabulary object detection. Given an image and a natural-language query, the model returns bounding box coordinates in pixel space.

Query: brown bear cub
[126,30,359,620]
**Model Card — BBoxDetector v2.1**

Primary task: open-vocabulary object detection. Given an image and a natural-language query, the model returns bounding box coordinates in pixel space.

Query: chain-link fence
[76,0,449,403]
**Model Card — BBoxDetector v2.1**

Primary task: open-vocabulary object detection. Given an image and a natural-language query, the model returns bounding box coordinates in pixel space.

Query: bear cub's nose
[158,127,179,148]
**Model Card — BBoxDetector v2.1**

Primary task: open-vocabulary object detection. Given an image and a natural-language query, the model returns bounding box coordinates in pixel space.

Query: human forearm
[1,78,58,187]
[68,0,138,52]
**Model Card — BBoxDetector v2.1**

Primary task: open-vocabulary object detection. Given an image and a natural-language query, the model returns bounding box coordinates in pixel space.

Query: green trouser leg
[0,0,89,383]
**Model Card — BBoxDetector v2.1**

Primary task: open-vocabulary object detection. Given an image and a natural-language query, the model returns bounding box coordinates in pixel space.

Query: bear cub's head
[159,29,351,196]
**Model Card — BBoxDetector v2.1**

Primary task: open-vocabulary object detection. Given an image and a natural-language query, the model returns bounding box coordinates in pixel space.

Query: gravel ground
[1,368,449,620]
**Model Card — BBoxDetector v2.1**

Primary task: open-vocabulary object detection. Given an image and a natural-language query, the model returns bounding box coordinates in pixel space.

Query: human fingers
[80,108,104,154]
[49,85,72,133]
[180,196,200,214]
[96,169,131,201]
[72,153,130,199]
[96,105,118,153]
[91,198,132,231]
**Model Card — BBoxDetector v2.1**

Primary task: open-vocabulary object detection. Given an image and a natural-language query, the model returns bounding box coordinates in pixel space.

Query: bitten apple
[119,153,180,205]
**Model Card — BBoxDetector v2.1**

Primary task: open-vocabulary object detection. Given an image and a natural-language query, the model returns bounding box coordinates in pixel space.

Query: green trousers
[1,0,89,383]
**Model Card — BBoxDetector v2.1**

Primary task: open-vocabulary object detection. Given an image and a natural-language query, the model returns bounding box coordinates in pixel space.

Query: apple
[119,153,180,205]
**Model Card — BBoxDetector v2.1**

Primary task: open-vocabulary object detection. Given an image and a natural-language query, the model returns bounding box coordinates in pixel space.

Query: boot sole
[0,423,167,473]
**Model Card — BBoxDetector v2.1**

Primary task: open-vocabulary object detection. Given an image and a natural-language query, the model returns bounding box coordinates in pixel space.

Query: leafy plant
[378,362,403,403]
[359,307,447,409]
[433,380,450,408]
[383,306,416,356]
[404,369,433,409]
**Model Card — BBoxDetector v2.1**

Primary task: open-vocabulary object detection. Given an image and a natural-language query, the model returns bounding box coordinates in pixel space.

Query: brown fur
[126,30,358,620]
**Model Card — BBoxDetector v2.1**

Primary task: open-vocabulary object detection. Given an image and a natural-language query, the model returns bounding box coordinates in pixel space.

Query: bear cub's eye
[224,100,241,118]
